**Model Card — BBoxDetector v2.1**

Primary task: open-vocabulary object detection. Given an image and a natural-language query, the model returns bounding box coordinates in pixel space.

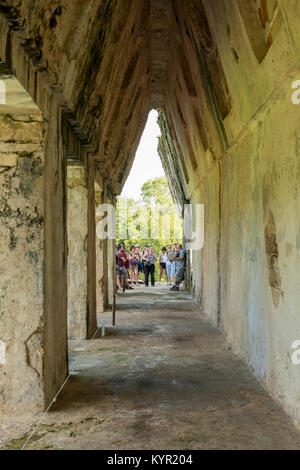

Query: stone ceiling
[0,0,227,195]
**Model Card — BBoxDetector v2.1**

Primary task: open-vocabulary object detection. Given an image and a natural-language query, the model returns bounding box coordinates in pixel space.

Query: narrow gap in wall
[116,109,184,290]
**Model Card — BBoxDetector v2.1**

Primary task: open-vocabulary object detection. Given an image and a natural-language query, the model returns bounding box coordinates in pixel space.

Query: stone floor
[2,285,300,450]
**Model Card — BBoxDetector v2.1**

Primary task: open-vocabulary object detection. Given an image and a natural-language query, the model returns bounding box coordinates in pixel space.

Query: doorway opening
[115,109,185,296]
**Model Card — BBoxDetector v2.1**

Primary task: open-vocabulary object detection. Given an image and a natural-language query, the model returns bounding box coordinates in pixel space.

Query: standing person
[116,244,122,292]
[142,246,150,286]
[143,245,157,287]
[117,243,133,290]
[129,245,139,285]
[171,242,179,286]
[158,247,168,283]
[166,245,175,286]
[149,245,158,287]
[141,244,149,283]
[170,243,185,291]
[135,244,143,283]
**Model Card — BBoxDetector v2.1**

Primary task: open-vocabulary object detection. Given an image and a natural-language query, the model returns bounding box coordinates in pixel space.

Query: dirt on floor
[2,285,300,450]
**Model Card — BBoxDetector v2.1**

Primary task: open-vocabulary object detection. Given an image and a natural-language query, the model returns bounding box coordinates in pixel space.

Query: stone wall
[157,0,300,427]
[0,78,45,414]
[86,158,98,338]
[220,77,300,424]
[42,98,68,410]
[0,19,70,410]
[94,181,106,314]
[67,165,89,339]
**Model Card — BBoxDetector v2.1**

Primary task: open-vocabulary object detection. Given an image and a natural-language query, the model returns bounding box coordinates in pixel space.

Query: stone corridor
[1,0,300,448]
[3,286,300,450]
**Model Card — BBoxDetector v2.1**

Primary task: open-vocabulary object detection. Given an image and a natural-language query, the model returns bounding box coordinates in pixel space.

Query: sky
[121,109,165,201]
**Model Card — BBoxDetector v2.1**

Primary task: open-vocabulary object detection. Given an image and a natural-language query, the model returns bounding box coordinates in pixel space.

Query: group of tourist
[116,242,186,292]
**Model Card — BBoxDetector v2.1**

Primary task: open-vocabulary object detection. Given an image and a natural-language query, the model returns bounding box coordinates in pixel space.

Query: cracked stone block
[0,153,18,167]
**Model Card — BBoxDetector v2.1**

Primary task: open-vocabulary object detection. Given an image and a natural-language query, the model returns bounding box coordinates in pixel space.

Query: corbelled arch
[0,0,300,431]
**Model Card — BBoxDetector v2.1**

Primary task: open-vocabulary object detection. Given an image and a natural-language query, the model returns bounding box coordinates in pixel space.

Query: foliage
[140,176,172,207]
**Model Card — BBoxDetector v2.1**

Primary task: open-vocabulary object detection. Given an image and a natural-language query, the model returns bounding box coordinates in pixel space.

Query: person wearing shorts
[158,247,168,283]
[129,245,139,285]
[117,243,133,291]
[166,245,175,285]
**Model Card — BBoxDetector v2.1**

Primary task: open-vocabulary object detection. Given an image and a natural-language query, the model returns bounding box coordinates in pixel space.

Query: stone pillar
[67,164,89,339]
[103,185,116,307]
[0,77,46,415]
[43,99,68,409]
[95,186,108,313]
[67,159,98,340]
[87,158,98,337]
[107,236,115,303]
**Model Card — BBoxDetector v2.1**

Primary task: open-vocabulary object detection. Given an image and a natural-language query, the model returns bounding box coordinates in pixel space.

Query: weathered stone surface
[0,143,41,153]
[0,107,45,415]
[67,161,98,340]
[42,98,68,411]
[94,182,108,314]
[0,153,18,167]
[87,158,98,338]
[157,0,300,428]
[0,75,68,415]
[67,165,89,340]
[0,0,300,432]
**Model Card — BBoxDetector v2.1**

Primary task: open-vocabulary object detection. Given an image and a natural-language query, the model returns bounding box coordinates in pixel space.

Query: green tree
[141,176,172,207]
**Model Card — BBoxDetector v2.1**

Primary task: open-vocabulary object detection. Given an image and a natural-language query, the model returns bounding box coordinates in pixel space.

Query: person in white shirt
[158,247,168,283]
